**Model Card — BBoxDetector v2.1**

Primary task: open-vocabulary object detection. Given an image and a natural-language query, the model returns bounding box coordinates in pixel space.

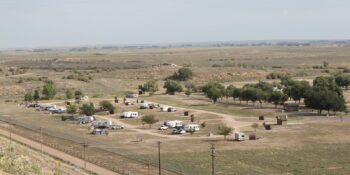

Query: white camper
[165,120,183,128]
[122,111,139,118]
[235,132,246,141]
[184,124,200,131]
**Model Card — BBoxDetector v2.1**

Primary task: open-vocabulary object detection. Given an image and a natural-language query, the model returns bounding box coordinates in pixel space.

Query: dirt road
[0,127,119,175]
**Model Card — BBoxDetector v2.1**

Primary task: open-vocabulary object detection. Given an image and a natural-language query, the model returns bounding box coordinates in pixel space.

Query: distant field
[1,45,350,174]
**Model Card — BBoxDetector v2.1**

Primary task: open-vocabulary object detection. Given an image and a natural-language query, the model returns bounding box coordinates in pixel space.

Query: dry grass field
[1,45,350,174]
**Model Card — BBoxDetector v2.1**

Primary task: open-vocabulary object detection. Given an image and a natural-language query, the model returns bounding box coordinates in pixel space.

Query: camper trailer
[160,106,176,112]
[91,120,113,129]
[78,116,95,124]
[165,120,183,128]
[184,124,200,131]
[121,111,139,118]
[235,132,246,141]
[140,103,150,109]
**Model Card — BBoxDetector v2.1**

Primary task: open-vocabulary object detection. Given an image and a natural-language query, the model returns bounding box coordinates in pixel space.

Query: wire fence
[0,117,184,175]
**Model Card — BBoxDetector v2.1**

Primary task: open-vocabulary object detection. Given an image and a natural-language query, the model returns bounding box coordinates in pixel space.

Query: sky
[0,0,350,49]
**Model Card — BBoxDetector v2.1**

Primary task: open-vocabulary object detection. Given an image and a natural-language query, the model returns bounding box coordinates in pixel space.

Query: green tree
[335,74,350,90]
[305,90,346,114]
[206,87,223,103]
[80,103,95,116]
[141,115,159,128]
[218,125,233,140]
[33,90,40,101]
[313,76,342,95]
[185,88,192,96]
[99,100,114,113]
[42,80,56,100]
[65,90,73,99]
[289,81,312,103]
[143,80,159,95]
[67,105,77,116]
[163,80,183,95]
[174,67,193,81]
[24,92,33,102]
[268,91,288,108]
[74,90,84,99]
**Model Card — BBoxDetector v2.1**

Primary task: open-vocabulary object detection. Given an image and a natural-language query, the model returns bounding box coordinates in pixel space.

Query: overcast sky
[1,0,350,49]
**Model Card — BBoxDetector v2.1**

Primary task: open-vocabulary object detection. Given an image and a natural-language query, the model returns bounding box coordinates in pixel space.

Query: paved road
[0,127,119,175]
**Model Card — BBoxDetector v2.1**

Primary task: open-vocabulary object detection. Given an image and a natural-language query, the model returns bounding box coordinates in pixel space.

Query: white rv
[165,120,183,128]
[184,124,200,131]
[235,132,246,141]
[122,111,139,118]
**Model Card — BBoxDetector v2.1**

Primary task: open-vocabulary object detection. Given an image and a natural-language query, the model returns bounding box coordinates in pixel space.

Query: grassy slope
[134,143,350,175]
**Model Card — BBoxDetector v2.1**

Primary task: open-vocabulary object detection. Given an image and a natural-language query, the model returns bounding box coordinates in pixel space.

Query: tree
[335,74,350,90]
[141,115,158,128]
[251,123,259,132]
[74,90,84,100]
[268,91,288,108]
[305,90,346,114]
[99,100,114,113]
[185,89,192,96]
[143,80,159,95]
[24,92,33,102]
[163,80,183,95]
[240,88,259,105]
[289,81,312,103]
[33,90,40,101]
[206,87,223,103]
[218,125,233,140]
[67,105,77,116]
[80,103,95,116]
[313,76,342,95]
[323,61,329,68]
[174,68,193,81]
[65,90,73,99]
[233,88,242,103]
[42,80,56,100]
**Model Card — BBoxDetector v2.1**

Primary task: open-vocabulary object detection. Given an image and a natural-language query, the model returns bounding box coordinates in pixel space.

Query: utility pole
[40,127,43,159]
[9,120,12,146]
[83,136,87,170]
[158,141,161,175]
[211,143,215,175]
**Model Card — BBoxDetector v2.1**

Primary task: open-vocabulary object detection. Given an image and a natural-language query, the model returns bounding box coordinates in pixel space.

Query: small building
[235,132,246,141]
[121,111,139,118]
[184,124,200,131]
[276,115,288,125]
[283,103,299,112]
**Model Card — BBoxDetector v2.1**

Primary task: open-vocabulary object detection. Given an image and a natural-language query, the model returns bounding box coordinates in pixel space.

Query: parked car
[159,125,168,130]
[110,124,124,129]
[172,129,186,135]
